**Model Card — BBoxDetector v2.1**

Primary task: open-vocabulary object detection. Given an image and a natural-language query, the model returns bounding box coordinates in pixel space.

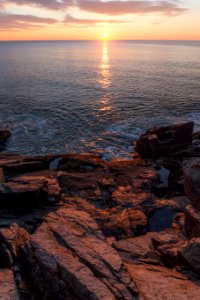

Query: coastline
[0,122,200,298]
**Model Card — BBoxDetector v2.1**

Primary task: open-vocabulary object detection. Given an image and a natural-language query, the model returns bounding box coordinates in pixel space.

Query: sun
[102,32,108,40]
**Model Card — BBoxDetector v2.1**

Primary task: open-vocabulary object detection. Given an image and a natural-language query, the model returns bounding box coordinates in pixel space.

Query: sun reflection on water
[99,42,112,112]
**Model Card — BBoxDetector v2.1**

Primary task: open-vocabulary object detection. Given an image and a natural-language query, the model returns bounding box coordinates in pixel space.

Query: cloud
[65,14,127,25]
[0,13,58,30]
[0,0,74,10]
[76,0,187,16]
[0,0,187,16]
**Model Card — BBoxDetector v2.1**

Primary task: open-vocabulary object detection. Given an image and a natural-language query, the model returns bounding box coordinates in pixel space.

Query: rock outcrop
[0,129,11,147]
[136,122,194,158]
[0,122,199,298]
[183,159,200,238]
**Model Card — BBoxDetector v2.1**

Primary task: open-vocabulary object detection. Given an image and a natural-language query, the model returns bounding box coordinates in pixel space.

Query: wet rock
[184,205,200,238]
[184,158,200,210]
[180,238,200,275]
[0,269,19,299]
[22,206,137,299]
[0,129,11,146]
[57,153,106,172]
[126,263,200,300]
[136,122,194,158]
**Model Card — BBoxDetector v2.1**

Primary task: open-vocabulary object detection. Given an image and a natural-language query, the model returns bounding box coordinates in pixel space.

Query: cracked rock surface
[0,123,200,299]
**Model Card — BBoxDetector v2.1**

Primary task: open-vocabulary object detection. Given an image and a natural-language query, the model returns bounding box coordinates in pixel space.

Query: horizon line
[0,39,200,42]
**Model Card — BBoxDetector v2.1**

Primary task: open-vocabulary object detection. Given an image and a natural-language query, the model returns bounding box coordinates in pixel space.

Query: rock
[58,171,113,207]
[113,232,160,264]
[0,181,48,208]
[103,208,148,239]
[21,206,137,299]
[180,238,200,275]
[11,173,61,203]
[193,130,200,140]
[151,229,187,268]
[3,161,45,175]
[126,263,200,299]
[136,122,194,158]
[57,153,106,172]
[0,223,30,257]
[0,129,11,146]
[0,269,19,299]
[0,168,4,182]
[184,158,200,210]
[184,205,200,238]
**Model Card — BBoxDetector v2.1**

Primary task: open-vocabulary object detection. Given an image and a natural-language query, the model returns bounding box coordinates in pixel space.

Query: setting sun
[102,32,108,40]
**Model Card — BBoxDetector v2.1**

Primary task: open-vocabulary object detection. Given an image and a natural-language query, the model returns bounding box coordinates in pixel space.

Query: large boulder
[136,122,194,158]
[0,129,11,146]
[184,158,200,210]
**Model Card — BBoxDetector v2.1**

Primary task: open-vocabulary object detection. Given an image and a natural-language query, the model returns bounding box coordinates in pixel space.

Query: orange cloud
[64,14,127,26]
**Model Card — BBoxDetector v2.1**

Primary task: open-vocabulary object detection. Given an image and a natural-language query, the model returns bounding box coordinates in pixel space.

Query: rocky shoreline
[0,122,200,299]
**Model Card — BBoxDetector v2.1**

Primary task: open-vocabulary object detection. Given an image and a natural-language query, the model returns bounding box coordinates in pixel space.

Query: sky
[0,0,199,40]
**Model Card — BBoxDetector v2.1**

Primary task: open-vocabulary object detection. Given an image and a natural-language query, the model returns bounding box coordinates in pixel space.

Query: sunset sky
[0,0,199,41]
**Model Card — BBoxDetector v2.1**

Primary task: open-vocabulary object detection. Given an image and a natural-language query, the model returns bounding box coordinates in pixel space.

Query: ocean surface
[0,40,200,160]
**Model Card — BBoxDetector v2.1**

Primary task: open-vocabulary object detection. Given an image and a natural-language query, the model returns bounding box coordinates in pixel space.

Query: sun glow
[102,32,108,40]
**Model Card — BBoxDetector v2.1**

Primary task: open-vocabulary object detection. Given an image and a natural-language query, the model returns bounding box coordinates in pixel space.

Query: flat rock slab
[23,206,137,299]
[126,263,200,300]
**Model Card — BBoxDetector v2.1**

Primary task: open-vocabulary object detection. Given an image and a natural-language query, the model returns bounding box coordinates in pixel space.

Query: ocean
[0,40,200,159]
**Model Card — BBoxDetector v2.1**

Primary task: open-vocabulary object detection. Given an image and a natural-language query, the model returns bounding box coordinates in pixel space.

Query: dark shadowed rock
[57,153,106,172]
[0,129,11,146]
[184,205,200,238]
[0,168,4,183]
[193,131,200,140]
[0,181,48,208]
[184,158,200,210]
[180,238,200,275]
[136,122,194,158]
[3,161,45,175]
